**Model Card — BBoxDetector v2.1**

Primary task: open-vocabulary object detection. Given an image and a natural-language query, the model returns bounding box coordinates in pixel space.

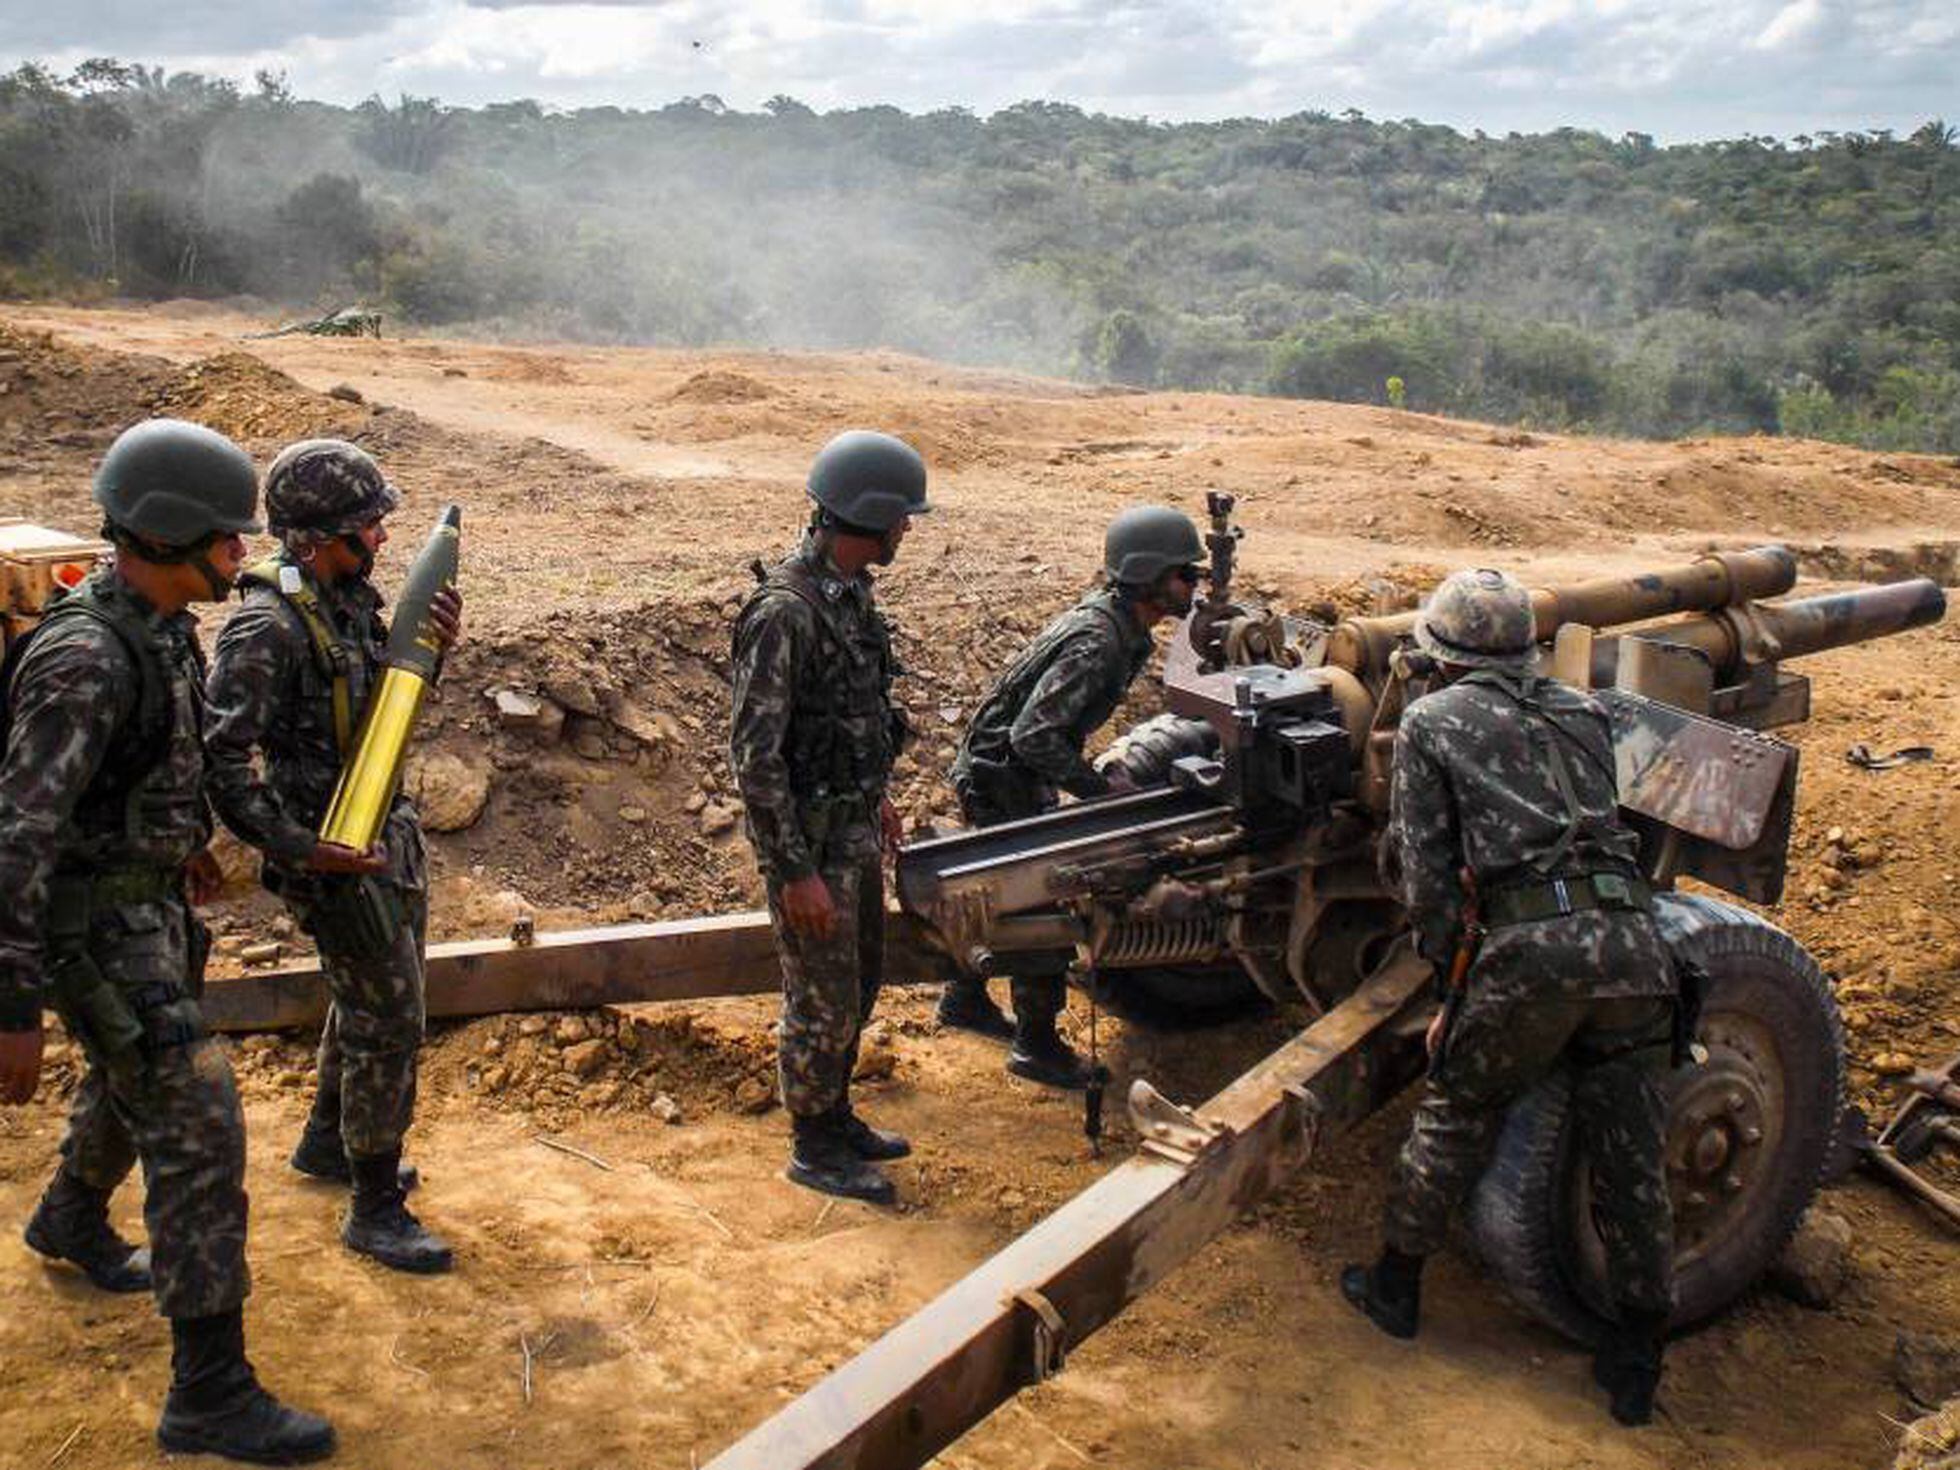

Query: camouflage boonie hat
[265,438,400,536]
[1415,568,1537,669]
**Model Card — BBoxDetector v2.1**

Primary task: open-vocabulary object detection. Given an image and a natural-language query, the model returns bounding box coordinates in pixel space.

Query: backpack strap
[239,558,354,754]
[1461,671,1616,878]
[4,587,172,847]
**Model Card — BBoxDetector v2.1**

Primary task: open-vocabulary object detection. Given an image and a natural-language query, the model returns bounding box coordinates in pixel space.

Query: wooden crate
[0,520,107,619]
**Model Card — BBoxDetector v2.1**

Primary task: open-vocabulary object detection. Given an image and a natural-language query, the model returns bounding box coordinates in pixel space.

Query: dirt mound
[668,369,776,404]
[428,1007,793,1127]
[1791,539,1960,585]
[148,351,365,443]
[1308,562,1449,619]
[486,352,580,386]
[0,322,173,441]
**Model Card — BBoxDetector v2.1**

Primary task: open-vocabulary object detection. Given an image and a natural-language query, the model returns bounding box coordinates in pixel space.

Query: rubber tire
[1095,963,1268,1030]
[1465,892,1844,1343]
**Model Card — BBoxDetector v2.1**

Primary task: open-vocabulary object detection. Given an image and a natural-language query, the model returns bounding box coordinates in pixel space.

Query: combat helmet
[1104,505,1204,586]
[1414,568,1537,669]
[265,439,400,537]
[93,418,262,546]
[806,431,931,533]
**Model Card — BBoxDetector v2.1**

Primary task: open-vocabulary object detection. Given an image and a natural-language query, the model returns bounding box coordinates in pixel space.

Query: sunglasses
[1171,564,1205,584]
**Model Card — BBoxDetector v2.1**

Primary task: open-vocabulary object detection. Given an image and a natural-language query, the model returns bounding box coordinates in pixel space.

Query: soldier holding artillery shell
[204,439,460,1275]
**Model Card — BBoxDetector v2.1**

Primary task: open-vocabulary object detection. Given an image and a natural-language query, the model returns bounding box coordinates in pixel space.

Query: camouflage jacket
[729,535,903,882]
[204,556,420,888]
[1391,668,1668,1000]
[951,588,1155,804]
[0,570,211,1029]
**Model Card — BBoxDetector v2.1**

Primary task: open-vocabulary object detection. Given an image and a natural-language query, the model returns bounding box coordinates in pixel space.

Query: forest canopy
[3,60,1956,452]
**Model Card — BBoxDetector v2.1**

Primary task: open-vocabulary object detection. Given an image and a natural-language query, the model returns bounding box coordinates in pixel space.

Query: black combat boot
[1006,1011,1096,1091]
[935,978,1015,1042]
[289,1116,419,1194]
[835,1102,911,1161]
[23,1168,153,1294]
[342,1150,453,1274]
[1340,1246,1424,1340]
[787,1113,897,1205]
[156,1309,336,1465]
[1593,1309,1668,1426]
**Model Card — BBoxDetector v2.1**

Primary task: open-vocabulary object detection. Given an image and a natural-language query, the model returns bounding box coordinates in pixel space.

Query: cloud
[0,0,424,55]
[3,0,1954,139]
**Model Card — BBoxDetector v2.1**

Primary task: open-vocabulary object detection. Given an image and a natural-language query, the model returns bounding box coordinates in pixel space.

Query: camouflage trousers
[1384,985,1677,1319]
[291,878,429,1159]
[53,898,250,1320]
[767,851,884,1120]
[952,780,1068,1026]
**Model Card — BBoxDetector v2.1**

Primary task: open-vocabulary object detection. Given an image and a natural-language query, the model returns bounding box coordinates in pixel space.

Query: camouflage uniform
[204,552,428,1158]
[0,569,249,1320]
[948,588,1155,1022]
[1385,667,1676,1319]
[730,534,902,1119]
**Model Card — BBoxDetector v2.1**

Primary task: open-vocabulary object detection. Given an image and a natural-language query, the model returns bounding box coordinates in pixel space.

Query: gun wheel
[1466,893,1844,1343]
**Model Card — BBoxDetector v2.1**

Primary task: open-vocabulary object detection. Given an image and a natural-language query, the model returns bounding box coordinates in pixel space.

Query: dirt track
[1,302,1958,1470]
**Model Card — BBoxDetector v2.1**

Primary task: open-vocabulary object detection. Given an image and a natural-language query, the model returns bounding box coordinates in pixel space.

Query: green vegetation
[4,61,1957,451]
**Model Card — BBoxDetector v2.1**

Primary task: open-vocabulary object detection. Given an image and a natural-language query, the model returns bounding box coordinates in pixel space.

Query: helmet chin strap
[190,551,234,599]
[105,521,234,597]
[341,530,377,580]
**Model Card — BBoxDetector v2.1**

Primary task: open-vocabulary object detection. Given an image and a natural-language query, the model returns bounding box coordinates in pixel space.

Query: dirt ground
[1,300,1957,1470]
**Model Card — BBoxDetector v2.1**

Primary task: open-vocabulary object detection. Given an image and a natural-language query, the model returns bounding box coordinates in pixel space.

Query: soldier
[0,420,334,1463]
[942,506,1204,1088]
[204,439,459,1274]
[730,430,928,1205]
[1340,568,1677,1427]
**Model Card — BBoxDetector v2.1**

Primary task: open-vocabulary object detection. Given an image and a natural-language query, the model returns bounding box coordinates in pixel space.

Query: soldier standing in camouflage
[204,439,459,1274]
[943,506,1203,1088]
[0,420,334,1463]
[730,430,928,1205]
[1341,568,1678,1427]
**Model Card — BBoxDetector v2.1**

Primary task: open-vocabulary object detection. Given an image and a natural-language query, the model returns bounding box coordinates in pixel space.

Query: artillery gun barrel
[1609,576,1946,682]
[1328,545,1798,678]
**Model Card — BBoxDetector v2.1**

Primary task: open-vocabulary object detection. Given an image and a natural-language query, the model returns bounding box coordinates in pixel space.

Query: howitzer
[710,539,1944,1470]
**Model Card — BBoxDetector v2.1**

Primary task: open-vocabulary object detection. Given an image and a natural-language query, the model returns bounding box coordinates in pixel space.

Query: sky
[4,0,1955,141]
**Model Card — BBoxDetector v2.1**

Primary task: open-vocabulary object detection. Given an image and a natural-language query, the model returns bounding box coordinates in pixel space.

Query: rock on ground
[1897,1332,1960,1410]
[407,750,492,832]
[1770,1206,1856,1308]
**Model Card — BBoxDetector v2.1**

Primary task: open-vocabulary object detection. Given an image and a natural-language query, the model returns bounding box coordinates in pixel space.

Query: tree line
[3,60,1956,452]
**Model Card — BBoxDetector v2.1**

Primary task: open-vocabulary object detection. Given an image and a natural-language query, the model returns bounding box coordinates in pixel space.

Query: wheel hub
[1667,1031,1775,1249]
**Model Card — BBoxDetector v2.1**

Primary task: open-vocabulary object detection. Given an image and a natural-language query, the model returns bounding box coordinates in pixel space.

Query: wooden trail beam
[702,947,1432,1470]
[199,911,957,1034]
